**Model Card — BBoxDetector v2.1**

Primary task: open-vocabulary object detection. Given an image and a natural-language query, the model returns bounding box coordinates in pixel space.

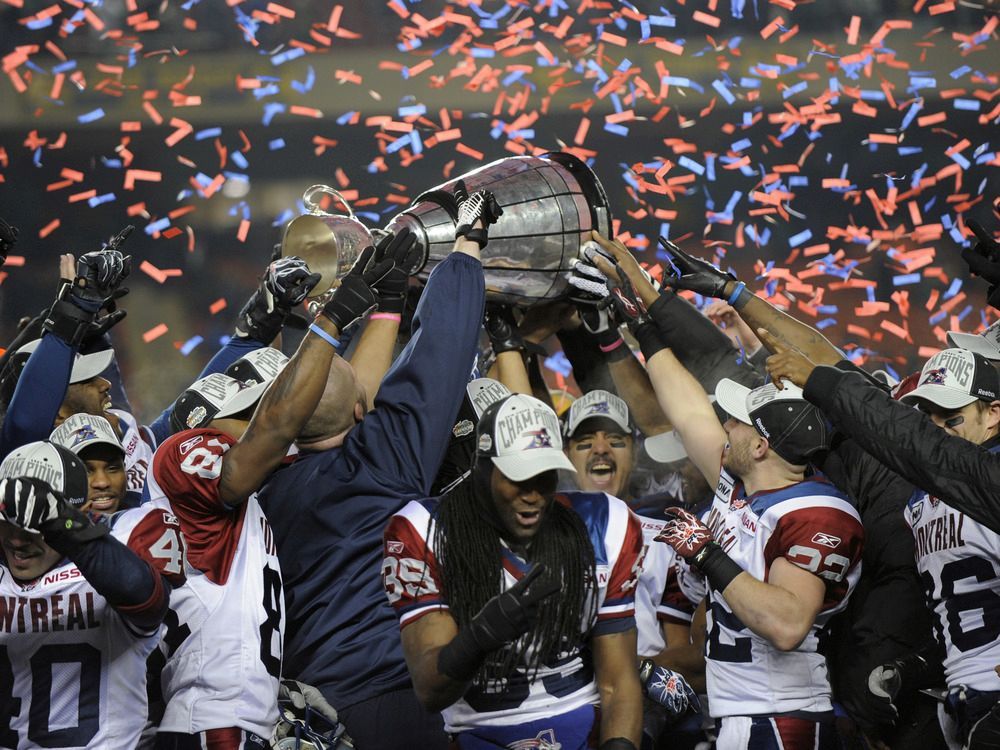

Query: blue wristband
[308,323,340,350]
[726,281,746,306]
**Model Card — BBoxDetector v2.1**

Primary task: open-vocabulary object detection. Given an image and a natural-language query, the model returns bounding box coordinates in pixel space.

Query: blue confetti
[180,336,204,356]
[77,108,105,124]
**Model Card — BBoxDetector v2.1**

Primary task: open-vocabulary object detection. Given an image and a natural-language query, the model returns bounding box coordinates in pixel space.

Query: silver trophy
[384,151,613,305]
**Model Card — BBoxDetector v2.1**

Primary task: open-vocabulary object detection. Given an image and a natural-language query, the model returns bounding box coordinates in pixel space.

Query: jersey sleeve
[595,506,644,636]
[151,429,235,521]
[382,511,447,629]
[125,508,187,589]
[763,504,864,610]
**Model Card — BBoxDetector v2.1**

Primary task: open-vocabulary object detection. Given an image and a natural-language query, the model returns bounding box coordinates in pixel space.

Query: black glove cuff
[44,296,97,348]
[376,292,406,316]
[320,277,377,332]
[599,739,638,750]
[638,658,654,693]
[235,290,286,344]
[590,327,629,363]
[41,510,109,556]
[460,227,489,249]
[634,322,668,361]
[692,542,743,592]
[437,626,490,683]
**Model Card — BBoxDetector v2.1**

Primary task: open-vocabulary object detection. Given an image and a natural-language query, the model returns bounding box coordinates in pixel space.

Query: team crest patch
[507,729,561,749]
[729,497,747,512]
[478,434,493,452]
[71,424,98,447]
[587,401,611,416]
[909,502,924,523]
[525,428,553,449]
[921,367,948,386]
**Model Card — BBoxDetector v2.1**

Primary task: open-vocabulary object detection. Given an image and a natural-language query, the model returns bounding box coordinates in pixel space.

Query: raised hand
[319,243,395,332]
[468,563,560,651]
[758,328,817,389]
[71,225,134,312]
[484,304,526,354]
[454,179,503,248]
[659,237,735,299]
[370,227,417,315]
[236,255,320,343]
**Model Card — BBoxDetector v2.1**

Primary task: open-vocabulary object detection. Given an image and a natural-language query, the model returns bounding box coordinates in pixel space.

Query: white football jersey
[701,469,864,719]
[0,506,184,749]
[147,428,283,738]
[110,409,155,497]
[635,515,681,657]
[905,492,1000,691]
[383,491,644,733]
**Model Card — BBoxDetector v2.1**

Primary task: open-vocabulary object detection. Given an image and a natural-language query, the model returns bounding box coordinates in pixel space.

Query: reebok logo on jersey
[387,541,404,554]
[811,532,841,548]
[178,435,204,455]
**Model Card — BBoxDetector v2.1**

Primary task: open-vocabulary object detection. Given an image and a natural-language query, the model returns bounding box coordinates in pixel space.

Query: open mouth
[586,460,616,489]
[515,509,542,528]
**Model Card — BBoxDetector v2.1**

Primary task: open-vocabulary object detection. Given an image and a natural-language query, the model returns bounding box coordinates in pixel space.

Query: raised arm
[218,244,393,506]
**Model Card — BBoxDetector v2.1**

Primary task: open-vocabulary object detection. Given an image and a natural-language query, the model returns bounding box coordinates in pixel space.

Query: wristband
[692,542,743,593]
[633,323,668,361]
[437,627,490,683]
[370,312,402,322]
[308,323,341,349]
[729,282,754,311]
[726,281,746,306]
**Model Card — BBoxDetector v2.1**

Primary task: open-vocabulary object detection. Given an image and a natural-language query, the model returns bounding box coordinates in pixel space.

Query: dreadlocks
[430,468,597,688]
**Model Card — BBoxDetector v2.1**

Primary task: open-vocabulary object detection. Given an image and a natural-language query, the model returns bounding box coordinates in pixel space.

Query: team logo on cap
[525,428,553,449]
[71,425,98,447]
[478,434,493,452]
[588,402,611,416]
[921,367,948,386]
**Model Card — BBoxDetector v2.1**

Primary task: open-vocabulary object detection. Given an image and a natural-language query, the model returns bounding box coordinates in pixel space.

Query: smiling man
[383,393,645,750]
[50,413,127,514]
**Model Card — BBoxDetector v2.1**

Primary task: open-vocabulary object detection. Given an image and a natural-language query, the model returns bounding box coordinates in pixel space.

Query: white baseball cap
[466,378,512,419]
[900,348,1000,409]
[947,320,1000,362]
[169,373,271,432]
[50,413,124,457]
[476,394,576,482]
[14,339,114,384]
[564,389,630,438]
[644,430,688,463]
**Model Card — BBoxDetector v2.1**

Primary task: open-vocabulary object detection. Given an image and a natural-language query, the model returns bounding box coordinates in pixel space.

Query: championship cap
[476,394,576,481]
[50,413,124,458]
[466,378,512,419]
[715,378,829,464]
[947,320,1000,362]
[225,346,289,385]
[169,373,270,433]
[900,348,1000,409]
[563,389,630,439]
[0,440,89,508]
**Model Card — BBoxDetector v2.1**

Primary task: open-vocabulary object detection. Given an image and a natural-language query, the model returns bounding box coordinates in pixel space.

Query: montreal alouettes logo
[525,428,553,449]
[921,367,948,386]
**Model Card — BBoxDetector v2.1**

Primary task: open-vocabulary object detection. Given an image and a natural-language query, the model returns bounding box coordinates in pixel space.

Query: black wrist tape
[437,627,489,683]
[633,322,668,361]
[693,542,743,592]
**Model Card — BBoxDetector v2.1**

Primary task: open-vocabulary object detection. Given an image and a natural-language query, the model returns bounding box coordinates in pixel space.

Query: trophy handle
[303,185,357,220]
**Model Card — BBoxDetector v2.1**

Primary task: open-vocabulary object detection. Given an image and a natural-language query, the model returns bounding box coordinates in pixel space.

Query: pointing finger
[756,327,787,354]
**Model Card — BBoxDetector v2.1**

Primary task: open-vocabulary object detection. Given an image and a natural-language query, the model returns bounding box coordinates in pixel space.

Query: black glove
[437,563,559,682]
[600,258,650,331]
[319,244,394,332]
[370,228,417,316]
[599,740,638,750]
[44,228,133,348]
[660,237,735,299]
[0,216,18,267]
[454,179,503,248]
[235,255,322,343]
[0,477,107,545]
[484,304,525,354]
[961,220,1000,309]
[867,653,930,723]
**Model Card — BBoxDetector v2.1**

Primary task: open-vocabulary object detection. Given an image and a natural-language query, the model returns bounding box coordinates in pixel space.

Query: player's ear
[753,435,770,460]
[985,400,1000,432]
[353,401,364,424]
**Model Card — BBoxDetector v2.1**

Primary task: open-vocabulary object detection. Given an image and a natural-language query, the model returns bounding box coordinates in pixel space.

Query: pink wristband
[599,336,625,354]
[370,313,402,322]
